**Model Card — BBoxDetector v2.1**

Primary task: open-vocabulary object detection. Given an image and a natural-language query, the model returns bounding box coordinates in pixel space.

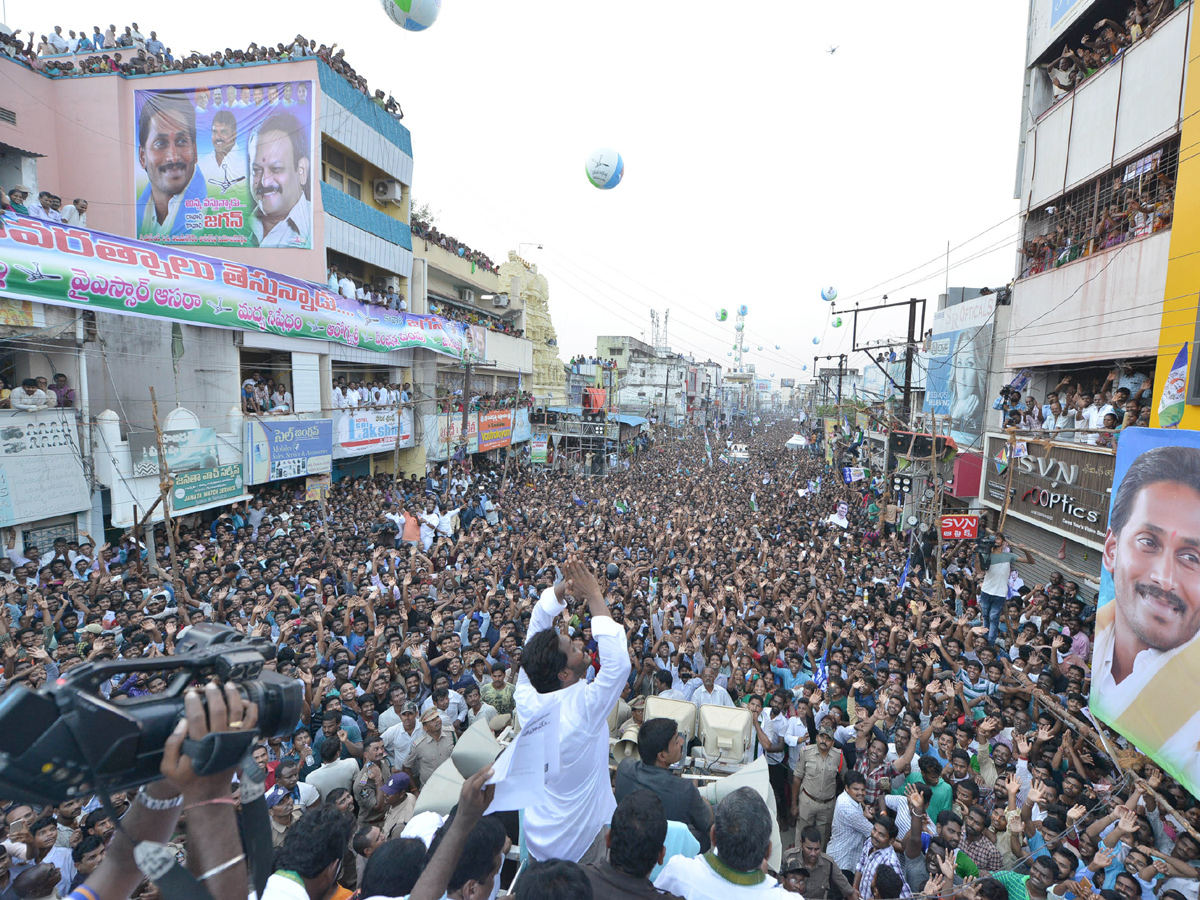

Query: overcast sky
[13,1,1028,384]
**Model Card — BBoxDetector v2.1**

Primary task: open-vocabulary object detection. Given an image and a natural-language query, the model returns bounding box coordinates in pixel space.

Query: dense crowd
[569,356,618,371]
[433,387,534,414]
[410,219,501,276]
[1,417,1197,900]
[0,25,402,117]
[429,300,524,338]
[995,366,1154,447]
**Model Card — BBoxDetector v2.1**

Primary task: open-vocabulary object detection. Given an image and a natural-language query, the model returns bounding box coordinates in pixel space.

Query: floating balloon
[380,0,442,31]
[715,309,727,322]
[727,351,733,357]
[774,344,780,349]
[802,364,808,371]
[457,247,465,257]
[812,337,820,345]
[757,346,763,351]
[741,344,749,352]
[770,373,775,377]
[735,322,744,331]
[737,304,749,316]
[821,286,837,302]
[585,148,625,190]
[832,317,842,327]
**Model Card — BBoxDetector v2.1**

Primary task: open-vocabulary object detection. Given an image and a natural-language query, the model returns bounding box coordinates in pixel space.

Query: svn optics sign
[940,515,979,540]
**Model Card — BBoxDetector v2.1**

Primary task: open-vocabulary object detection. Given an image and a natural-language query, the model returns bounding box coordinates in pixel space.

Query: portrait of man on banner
[136,91,207,239]
[1091,427,1200,795]
[249,111,312,248]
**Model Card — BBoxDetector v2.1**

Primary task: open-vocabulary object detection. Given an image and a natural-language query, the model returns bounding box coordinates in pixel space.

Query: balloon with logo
[738,304,749,316]
[381,0,442,31]
[821,286,837,302]
[774,344,780,349]
[757,346,763,351]
[715,308,727,322]
[802,364,807,371]
[585,148,625,190]
[812,337,820,345]
[727,351,733,357]
[735,321,744,331]
[832,316,842,327]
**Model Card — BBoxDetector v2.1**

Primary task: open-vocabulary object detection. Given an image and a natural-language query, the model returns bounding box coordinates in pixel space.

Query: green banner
[172,464,245,511]
[0,213,470,358]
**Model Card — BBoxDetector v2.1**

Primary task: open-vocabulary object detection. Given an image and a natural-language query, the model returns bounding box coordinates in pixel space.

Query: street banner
[1091,427,1200,797]
[129,428,218,477]
[133,81,316,248]
[531,435,549,464]
[331,408,414,459]
[478,410,513,453]
[0,213,473,358]
[305,474,330,502]
[244,418,332,483]
[172,464,244,511]
[923,294,996,447]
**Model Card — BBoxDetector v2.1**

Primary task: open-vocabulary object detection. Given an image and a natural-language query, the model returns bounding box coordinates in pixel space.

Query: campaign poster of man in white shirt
[250,112,313,249]
[1091,430,1200,799]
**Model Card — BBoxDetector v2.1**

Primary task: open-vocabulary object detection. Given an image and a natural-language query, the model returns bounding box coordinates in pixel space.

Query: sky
[10,1,1030,385]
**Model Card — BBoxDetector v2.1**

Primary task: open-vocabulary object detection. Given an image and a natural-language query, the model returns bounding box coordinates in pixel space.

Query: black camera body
[0,624,302,806]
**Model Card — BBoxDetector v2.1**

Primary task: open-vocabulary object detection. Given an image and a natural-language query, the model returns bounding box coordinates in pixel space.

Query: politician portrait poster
[1091,426,1200,796]
[133,80,315,248]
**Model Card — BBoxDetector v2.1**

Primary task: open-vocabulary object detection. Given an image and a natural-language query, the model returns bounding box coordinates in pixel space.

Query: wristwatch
[136,785,183,811]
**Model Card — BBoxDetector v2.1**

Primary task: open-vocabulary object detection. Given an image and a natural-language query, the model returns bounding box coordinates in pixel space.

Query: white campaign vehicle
[729,443,750,461]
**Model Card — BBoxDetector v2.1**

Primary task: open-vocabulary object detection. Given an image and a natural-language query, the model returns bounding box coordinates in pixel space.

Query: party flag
[1158,343,1189,428]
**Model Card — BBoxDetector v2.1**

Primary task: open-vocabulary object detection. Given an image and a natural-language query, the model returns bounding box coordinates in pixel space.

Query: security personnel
[791,722,844,844]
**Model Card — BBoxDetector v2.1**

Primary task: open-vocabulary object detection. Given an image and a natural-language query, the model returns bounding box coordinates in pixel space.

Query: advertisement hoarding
[531,435,549,464]
[1090,428,1200,799]
[0,411,90,528]
[331,408,414,459]
[244,418,332,483]
[939,515,979,540]
[923,295,996,449]
[478,411,513,453]
[779,378,796,388]
[133,81,316,248]
[129,428,219,477]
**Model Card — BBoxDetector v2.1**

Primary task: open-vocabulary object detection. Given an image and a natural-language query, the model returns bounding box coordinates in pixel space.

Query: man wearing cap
[778,849,809,895]
[381,700,423,769]
[266,786,298,848]
[353,736,393,827]
[403,707,454,790]
[273,759,319,811]
[791,721,844,845]
[789,827,858,900]
[379,773,417,839]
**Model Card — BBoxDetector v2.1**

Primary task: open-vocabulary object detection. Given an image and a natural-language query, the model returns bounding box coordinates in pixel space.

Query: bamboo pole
[149,388,180,579]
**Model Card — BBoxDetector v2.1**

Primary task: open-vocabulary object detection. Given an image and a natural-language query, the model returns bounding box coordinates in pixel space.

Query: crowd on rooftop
[0,25,402,118]
[429,300,524,338]
[1,413,1198,900]
[411,219,501,276]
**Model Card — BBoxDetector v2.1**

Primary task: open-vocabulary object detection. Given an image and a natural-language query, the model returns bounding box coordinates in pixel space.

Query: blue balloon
[458,247,465,257]
[812,337,820,345]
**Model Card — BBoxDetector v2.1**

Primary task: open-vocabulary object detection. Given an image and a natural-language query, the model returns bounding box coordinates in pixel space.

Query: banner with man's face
[1092,427,1200,797]
[133,80,315,248]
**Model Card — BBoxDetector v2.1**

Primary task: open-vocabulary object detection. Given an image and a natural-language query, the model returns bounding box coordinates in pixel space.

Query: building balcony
[320,182,413,277]
[414,238,503,295]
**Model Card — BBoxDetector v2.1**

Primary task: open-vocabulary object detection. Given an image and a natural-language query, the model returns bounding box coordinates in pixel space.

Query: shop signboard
[939,515,979,540]
[129,428,218,477]
[331,408,414,459]
[478,410,513,452]
[244,418,332,483]
[172,464,244,511]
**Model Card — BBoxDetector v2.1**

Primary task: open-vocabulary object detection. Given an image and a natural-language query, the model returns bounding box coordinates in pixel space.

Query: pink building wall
[0,58,327,285]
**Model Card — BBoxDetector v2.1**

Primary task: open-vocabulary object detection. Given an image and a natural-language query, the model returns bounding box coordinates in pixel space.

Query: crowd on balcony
[568,355,617,371]
[0,186,87,225]
[994,365,1153,447]
[1041,0,1180,100]
[428,300,524,337]
[0,25,403,117]
[410,219,501,275]
[1019,165,1175,277]
[0,373,77,410]
[434,386,534,414]
[326,266,407,311]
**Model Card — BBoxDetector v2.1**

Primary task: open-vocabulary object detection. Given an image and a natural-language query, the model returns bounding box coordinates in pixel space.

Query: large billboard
[133,81,315,248]
[332,408,414,459]
[924,295,995,449]
[1091,428,1200,796]
[478,411,513,452]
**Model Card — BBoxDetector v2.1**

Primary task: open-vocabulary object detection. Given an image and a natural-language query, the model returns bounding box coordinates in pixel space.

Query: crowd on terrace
[0,25,403,117]
[410,219,502,275]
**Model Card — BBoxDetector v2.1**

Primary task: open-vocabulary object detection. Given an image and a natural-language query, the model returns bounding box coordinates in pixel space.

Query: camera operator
[66,680,255,900]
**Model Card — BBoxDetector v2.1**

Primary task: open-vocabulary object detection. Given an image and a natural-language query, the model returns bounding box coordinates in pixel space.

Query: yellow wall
[1154,16,1200,427]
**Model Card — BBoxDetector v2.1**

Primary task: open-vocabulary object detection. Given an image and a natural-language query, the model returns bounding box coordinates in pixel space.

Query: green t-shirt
[900,771,954,821]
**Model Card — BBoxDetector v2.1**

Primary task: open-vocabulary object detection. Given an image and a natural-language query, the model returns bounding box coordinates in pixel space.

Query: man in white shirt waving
[516,555,631,864]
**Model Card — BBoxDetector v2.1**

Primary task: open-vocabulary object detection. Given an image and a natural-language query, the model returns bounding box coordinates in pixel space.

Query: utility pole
[836,353,846,410]
[662,366,670,430]
[392,389,405,483]
[902,299,919,425]
[149,387,180,579]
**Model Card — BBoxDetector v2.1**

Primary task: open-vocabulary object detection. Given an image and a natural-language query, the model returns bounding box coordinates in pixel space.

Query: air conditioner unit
[491,293,509,308]
[459,288,475,304]
[373,179,402,206]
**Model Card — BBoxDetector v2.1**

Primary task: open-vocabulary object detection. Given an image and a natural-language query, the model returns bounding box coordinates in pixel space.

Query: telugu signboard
[133,80,316,248]
[924,295,995,450]
[0,215,474,359]
[478,410,513,453]
[244,418,332,483]
[0,410,90,528]
[981,434,1113,546]
[129,428,219,477]
[1090,428,1200,802]
[171,464,245,511]
[332,408,414,459]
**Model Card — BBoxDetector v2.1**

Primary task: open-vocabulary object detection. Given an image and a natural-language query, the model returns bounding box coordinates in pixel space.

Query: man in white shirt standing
[516,556,631,864]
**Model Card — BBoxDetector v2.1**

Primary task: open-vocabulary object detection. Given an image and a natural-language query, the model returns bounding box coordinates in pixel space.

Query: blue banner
[244,417,332,483]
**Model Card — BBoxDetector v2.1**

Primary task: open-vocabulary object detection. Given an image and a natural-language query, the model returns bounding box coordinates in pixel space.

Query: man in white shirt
[691,667,734,707]
[418,498,440,552]
[61,198,87,227]
[10,380,52,411]
[47,27,69,54]
[250,113,313,249]
[339,274,356,300]
[380,702,423,768]
[516,556,631,863]
[654,787,792,899]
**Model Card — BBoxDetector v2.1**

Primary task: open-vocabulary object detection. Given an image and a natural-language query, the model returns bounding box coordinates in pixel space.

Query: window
[322,143,364,202]
[239,349,293,415]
